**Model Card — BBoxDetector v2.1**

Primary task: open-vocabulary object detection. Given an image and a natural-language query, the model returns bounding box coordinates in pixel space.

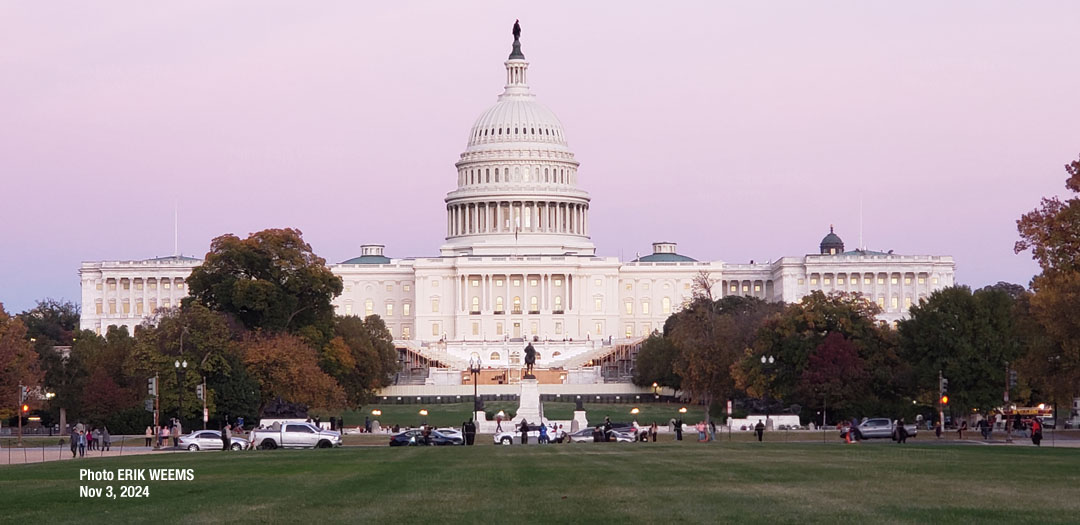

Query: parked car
[494,425,542,445]
[435,427,463,441]
[249,422,342,450]
[566,427,633,443]
[178,430,247,451]
[389,429,463,446]
[855,418,918,439]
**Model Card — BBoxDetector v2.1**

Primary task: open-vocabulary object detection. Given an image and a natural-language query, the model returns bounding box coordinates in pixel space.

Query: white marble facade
[79,33,955,348]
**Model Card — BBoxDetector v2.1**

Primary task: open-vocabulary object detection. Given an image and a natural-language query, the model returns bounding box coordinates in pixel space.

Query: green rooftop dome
[633,242,697,262]
[340,244,391,265]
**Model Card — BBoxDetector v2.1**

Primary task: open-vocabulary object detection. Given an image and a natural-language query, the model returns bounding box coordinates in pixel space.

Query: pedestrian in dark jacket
[755,420,765,442]
[519,419,529,445]
[674,418,683,441]
[69,429,79,458]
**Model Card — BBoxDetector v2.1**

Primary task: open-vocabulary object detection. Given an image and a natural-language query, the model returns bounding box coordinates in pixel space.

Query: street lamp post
[174,359,188,429]
[469,356,482,416]
[761,355,776,429]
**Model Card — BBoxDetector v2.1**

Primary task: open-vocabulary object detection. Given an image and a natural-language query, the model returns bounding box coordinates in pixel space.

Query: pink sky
[2,2,1078,312]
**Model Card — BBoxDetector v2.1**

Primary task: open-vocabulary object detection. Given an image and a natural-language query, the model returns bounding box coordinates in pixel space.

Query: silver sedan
[178,430,248,451]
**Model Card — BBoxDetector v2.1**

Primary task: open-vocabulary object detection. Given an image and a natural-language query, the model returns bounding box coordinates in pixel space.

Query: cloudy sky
[2,1,1078,312]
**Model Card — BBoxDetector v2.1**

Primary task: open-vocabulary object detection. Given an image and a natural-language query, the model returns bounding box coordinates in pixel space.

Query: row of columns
[801,272,935,312]
[96,276,185,317]
[457,273,575,314]
[447,201,588,237]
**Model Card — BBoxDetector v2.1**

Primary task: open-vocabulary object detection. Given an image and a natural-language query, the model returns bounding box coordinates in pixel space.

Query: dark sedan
[389,429,464,446]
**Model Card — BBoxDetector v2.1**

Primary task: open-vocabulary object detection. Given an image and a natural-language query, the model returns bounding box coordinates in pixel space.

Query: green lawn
[340,401,705,428]
[3,442,1079,523]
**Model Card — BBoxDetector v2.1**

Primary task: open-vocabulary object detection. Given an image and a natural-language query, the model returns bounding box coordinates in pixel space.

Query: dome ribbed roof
[467,98,567,148]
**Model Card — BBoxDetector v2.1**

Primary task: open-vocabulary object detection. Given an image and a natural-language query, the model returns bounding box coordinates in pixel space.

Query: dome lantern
[820,225,845,255]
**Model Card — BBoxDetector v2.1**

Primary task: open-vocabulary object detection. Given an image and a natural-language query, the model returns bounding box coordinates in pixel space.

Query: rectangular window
[513,279,521,287]
[122,281,130,290]
[891,277,899,285]
[96,282,103,291]
[530,279,538,286]
[904,297,912,308]
[432,280,439,287]
[177,282,184,290]
[625,301,633,315]
[684,283,691,290]
[136,301,144,315]
[918,277,926,285]
[838,277,845,285]
[96,303,103,315]
[496,279,504,287]
[530,321,538,335]
[431,298,440,313]
[625,324,633,338]
[810,278,819,285]
[365,300,374,316]
[904,277,912,285]
[742,285,749,292]
[754,284,761,292]
[386,303,394,317]
[595,279,602,287]
[404,284,411,292]
[555,321,563,335]
[932,277,939,285]
[471,279,479,287]
[149,282,157,290]
[595,298,603,312]
[136,282,143,290]
[346,286,352,293]
[876,297,884,307]
[823,278,831,285]
[345,304,352,315]
[122,301,130,314]
[642,301,650,315]
[625,283,632,291]
[472,322,479,336]
[109,302,116,314]
[403,303,411,316]
[387,284,394,292]
[797,279,805,286]
[731,284,737,291]
[163,281,171,290]
[643,283,650,291]
[891,297,899,310]
[496,322,504,336]
[432,323,440,337]
[594,322,603,335]
[402,326,411,339]
[877,277,885,285]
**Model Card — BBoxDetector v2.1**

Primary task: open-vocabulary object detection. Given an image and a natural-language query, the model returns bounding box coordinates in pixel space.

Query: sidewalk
[0,445,183,466]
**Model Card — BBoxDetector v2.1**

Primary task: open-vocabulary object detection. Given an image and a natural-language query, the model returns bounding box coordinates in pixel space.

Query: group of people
[68,424,110,457]
[144,418,183,448]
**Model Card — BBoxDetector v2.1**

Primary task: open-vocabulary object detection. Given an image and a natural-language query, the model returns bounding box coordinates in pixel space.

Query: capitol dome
[467,99,568,148]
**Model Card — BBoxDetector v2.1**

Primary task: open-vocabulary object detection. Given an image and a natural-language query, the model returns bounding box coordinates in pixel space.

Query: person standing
[755,419,765,442]
[650,422,658,442]
[144,426,153,447]
[957,420,967,440]
[708,420,717,442]
[364,416,371,433]
[70,428,79,458]
[171,421,180,448]
[102,426,111,451]
[539,423,548,444]
[464,418,476,445]
[87,428,96,451]
[934,420,942,439]
[603,417,613,443]
[674,418,683,441]
[77,430,87,457]
[696,421,706,442]
[1031,419,1042,446]
[519,419,529,445]
[896,419,908,444]
[159,425,169,448]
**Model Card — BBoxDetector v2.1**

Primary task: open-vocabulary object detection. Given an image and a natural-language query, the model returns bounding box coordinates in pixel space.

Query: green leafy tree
[0,304,44,420]
[19,298,79,349]
[898,286,1024,412]
[632,331,681,391]
[185,228,343,345]
[321,315,398,407]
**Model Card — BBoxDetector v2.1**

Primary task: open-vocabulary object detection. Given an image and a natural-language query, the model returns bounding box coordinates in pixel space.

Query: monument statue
[523,342,536,378]
[509,19,525,60]
[513,19,521,41]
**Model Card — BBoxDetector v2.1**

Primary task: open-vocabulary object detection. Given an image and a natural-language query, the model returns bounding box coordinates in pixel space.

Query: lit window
[876,297,884,307]
[496,322,504,336]
[123,301,130,314]
[149,281,157,290]
[662,297,671,314]
[163,281,171,290]
[731,285,737,291]
[345,286,352,293]
[471,296,480,313]
[530,321,538,335]
[824,278,831,285]
[386,303,394,317]
[530,296,538,312]
[108,282,116,291]
[431,297,440,313]
[489,351,500,360]
[891,297,898,310]
[625,301,633,315]
[496,296,504,312]
[642,301,650,315]
[345,304,352,315]
[365,299,374,316]
[403,303,411,316]
[162,299,170,307]
[554,296,563,311]
[496,279,504,287]
[918,277,926,285]
[95,303,103,314]
[595,279,602,287]
[595,322,603,335]
[432,280,439,288]
[136,301,144,315]
[797,279,805,286]
[513,279,521,287]
[664,283,671,290]
[432,323,440,337]
[643,283,650,291]
[177,282,184,290]
[109,302,116,314]
[471,279,479,287]
[811,278,819,285]
[838,278,845,285]
[136,282,143,290]
[402,326,411,339]
[891,277,899,285]
[684,283,691,290]
[513,296,522,313]
[864,277,872,285]
[754,285,761,292]
[932,277,939,285]
[387,284,394,292]
[530,279,538,286]
[472,322,479,336]
[595,298,603,312]
[625,283,632,291]
[404,284,411,292]
[625,324,633,338]
[904,297,912,308]
[122,281,130,290]
[877,277,885,285]
[904,277,912,285]
[96,282,103,291]
[742,285,749,292]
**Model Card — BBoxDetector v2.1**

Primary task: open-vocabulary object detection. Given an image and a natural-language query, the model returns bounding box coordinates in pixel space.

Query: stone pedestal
[513,378,543,424]
[572,411,588,433]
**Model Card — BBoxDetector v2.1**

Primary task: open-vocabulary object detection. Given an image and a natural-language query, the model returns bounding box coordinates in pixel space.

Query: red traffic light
[940,395,949,405]
[21,404,29,413]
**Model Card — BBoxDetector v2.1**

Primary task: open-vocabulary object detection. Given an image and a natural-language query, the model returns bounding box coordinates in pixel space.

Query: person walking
[696,421,706,442]
[755,419,765,442]
[495,414,503,433]
[519,419,529,445]
[1031,419,1042,446]
[87,428,96,451]
[144,426,153,447]
[957,420,967,440]
[650,422,658,442]
[70,428,79,458]
[539,423,549,444]
[603,417,613,443]
[102,426,111,451]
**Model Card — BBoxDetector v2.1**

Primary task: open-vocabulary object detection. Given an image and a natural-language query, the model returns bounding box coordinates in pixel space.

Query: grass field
[342,401,706,428]
[3,442,1078,523]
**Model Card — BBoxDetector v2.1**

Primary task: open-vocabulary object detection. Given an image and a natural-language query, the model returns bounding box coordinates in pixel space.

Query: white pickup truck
[249,422,342,450]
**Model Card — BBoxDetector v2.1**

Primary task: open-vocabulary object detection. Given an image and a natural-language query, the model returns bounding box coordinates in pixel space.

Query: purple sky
[2,2,1078,313]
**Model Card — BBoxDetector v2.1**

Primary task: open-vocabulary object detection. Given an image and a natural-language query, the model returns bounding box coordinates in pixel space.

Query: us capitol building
[79,28,954,388]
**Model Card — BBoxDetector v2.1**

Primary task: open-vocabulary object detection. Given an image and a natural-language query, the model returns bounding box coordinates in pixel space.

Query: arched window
[552,351,561,357]
[544,168,549,182]
[535,352,542,361]
[495,296,504,312]
[513,296,522,313]
[489,352,501,361]
[529,296,538,312]
[498,128,502,135]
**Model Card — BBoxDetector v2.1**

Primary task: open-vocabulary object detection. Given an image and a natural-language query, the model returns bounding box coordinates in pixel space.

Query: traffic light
[19,385,29,404]
[21,404,30,413]
[148,377,157,396]
[940,377,949,395]
[940,395,949,405]
[1009,369,1018,389]
[196,384,204,401]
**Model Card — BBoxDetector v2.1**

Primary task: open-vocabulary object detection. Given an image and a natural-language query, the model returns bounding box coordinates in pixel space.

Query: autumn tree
[632,331,681,391]
[796,332,869,417]
[0,304,44,420]
[186,228,343,345]
[239,333,346,411]
[1014,155,1080,410]
[320,315,398,407]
